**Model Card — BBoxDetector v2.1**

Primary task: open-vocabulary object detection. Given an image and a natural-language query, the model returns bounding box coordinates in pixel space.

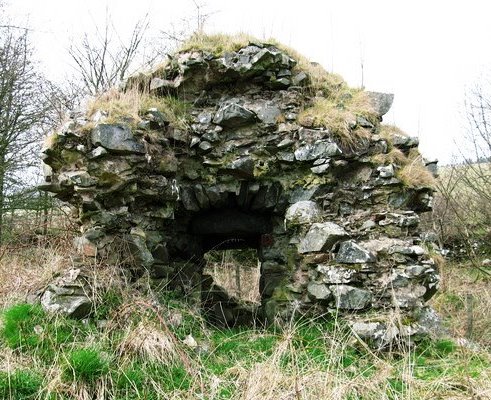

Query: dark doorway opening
[185,207,274,326]
[190,208,272,252]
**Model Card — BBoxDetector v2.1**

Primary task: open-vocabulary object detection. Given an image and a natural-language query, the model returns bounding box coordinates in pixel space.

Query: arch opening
[185,207,274,326]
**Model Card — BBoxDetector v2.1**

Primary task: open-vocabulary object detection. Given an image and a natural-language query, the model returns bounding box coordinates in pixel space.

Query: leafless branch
[68,13,151,96]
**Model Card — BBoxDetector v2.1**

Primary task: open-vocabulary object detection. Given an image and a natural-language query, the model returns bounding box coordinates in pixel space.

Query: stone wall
[41,38,440,346]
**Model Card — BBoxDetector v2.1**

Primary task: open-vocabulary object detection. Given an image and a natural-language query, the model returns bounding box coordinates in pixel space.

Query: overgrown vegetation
[0,241,490,399]
[0,369,42,400]
[397,159,436,188]
[372,147,408,166]
[178,32,256,55]
[179,32,379,148]
[371,124,437,188]
[86,88,191,130]
[297,94,375,146]
[65,348,110,383]
[0,17,489,398]
[178,32,347,95]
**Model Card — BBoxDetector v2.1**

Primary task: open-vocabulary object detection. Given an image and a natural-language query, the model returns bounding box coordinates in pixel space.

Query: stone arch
[41,37,440,344]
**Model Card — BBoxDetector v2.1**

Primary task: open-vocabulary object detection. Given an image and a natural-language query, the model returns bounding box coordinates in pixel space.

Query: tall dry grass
[431,261,491,347]
[0,217,490,399]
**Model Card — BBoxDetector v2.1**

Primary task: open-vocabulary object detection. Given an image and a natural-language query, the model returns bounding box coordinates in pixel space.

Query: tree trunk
[0,171,5,246]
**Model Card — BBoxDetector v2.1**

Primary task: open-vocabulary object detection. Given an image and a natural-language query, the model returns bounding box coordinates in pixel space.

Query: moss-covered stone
[40,35,439,346]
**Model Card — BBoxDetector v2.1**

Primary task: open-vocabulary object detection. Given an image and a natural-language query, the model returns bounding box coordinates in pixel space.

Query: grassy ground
[0,241,490,400]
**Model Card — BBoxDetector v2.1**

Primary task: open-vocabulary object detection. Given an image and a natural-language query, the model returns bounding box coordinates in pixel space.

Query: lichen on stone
[39,34,440,346]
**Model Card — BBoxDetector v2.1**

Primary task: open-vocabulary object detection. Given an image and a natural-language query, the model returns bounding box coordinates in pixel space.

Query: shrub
[0,370,42,399]
[66,348,109,382]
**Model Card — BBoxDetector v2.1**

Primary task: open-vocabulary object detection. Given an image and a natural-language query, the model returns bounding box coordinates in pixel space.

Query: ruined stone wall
[41,39,440,346]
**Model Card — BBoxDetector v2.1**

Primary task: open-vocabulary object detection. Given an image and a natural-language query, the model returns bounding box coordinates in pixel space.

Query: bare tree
[0,26,52,242]
[450,79,491,236]
[68,2,216,97]
[160,0,214,50]
[69,13,151,96]
[427,77,491,268]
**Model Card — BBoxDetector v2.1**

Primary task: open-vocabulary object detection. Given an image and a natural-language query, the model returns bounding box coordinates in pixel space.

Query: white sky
[6,0,491,164]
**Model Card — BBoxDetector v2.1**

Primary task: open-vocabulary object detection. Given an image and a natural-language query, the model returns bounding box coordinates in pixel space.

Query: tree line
[0,1,213,244]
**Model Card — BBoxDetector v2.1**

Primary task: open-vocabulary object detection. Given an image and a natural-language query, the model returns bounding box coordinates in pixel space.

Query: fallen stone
[41,269,92,318]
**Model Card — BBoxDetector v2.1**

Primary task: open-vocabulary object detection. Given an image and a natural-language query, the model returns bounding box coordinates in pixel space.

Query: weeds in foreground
[0,243,490,399]
[1,299,490,399]
[431,260,491,346]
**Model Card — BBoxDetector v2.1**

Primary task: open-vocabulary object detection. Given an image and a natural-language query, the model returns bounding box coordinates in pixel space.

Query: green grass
[65,348,110,382]
[1,268,490,399]
[1,302,90,363]
[116,363,146,390]
[93,287,125,320]
[0,370,42,400]
[1,303,46,349]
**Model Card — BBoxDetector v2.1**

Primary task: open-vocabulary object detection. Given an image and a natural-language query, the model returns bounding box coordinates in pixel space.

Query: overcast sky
[6,0,491,164]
